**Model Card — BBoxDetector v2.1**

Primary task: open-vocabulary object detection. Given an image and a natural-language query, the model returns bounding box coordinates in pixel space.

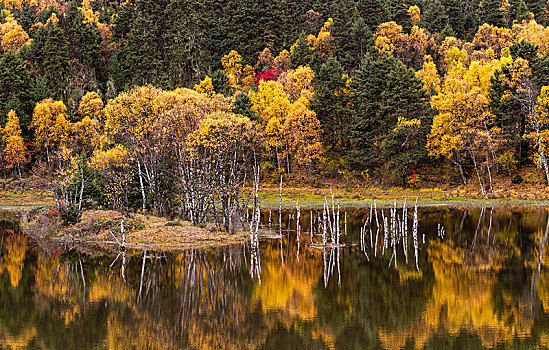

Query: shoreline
[4,186,549,253]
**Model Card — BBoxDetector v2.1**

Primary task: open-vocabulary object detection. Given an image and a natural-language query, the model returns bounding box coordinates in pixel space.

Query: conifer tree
[311,57,350,152]
[480,0,506,26]
[350,55,432,178]
[0,52,34,131]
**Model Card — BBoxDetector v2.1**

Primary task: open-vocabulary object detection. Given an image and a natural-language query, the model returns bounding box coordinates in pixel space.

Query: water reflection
[3,207,549,348]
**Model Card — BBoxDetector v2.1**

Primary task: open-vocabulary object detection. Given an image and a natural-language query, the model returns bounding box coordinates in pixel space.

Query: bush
[165,221,183,226]
[59,205,81,226]
[511,175,523,184]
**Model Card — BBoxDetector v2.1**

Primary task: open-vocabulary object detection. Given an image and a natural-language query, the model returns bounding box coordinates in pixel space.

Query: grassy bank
[22,208,247,252]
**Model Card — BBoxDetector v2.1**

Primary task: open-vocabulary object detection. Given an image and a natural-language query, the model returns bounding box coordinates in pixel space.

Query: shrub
[512,174,523,184]
[59,205,81,226]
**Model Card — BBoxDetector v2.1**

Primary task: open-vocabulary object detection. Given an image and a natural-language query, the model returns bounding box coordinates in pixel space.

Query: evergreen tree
[18,4,35,32]
[350,55,432,179]
[163,0,204,88]
[43,24,70,99]
[0,52,35,131]
[211,69,231,96]
[311,57,350,152]
[423,0,449,34]
[515,0,529,21]
[480,0,506,26]
[444,0,468,36]
[64,1,104,92]
[233,93,255,119]
[356,0,387,31]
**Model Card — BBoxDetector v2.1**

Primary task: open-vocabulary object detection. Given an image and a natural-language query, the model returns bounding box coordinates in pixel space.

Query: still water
[2,206,549,349]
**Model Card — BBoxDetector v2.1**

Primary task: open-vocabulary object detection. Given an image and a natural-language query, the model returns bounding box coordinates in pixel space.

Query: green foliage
[59,204,81,226]
[311,57,350,152]
[512,174,523,184]
[211,70,231,96]
[350,55,432,182]
[233,93,255,119]
[0,52,35,132]
[165,221,183,226]
[479,0,506,26]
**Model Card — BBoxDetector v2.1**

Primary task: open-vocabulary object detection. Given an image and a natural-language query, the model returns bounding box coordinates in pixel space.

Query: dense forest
[2,0,549,222]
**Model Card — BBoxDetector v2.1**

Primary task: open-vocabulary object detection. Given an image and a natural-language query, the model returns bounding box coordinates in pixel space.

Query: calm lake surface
[3,206,549,349]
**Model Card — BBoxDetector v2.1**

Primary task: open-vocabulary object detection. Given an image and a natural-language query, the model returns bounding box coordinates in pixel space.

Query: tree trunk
[485,154,494,194]
[137,160,147,212]
[534,117,549,185]
[470,148,486,195]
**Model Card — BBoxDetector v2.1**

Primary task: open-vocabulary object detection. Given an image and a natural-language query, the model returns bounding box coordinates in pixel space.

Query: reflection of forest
[4,208,549,349]
[378,208,549,349]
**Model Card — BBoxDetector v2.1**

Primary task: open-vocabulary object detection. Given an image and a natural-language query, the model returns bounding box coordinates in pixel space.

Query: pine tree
[514,0,529,21]
[0,52,34,132]
[233,93,255,119]
[480,0,506,26]
[423,0,449,34]
[163,0,204,88]
[350,55,432,178]
[311,57,350,152]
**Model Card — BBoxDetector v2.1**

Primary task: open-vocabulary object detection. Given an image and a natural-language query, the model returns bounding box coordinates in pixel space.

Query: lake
[1,205,549,349]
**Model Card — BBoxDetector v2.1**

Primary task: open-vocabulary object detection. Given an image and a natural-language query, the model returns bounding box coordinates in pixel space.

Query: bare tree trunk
[533,115,549,184]
[137,159,146,212]
[469,148,486,195]
[485,154,494,194]
[78,165,85,211]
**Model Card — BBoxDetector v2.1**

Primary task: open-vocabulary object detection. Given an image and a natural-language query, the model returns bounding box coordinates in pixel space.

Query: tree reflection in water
[2,208,549,348]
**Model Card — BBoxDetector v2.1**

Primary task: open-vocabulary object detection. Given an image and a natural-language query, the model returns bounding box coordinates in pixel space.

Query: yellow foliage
[78,91,104,120]
[375,36,394,57]
[241,65,256,92]
[2,110,29,170]
[73,116,102,153]
[249,80,291,124]
[45,12,59,26]
[0,15,31,52]
[284,98,323,166]
[2,234,27,288]
[80,0,99,25]
[104,85,187,151]
[416,55,441,94]
[445,46,468,67]
[278,65,315,101]
[90,144,131,171]
[273,49,291,72]
[393,117,421,132]
[408,5,421,25]
[221,50,243,90]
[31,98,72,155]
[194,76,215,96]
[188,112,262,157]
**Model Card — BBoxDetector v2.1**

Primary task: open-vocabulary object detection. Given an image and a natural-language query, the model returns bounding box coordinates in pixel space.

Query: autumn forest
[2,0,549,221]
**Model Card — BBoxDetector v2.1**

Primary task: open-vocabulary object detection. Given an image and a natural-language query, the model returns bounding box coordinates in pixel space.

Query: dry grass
[60,210,247,251]
[0,189,53,207]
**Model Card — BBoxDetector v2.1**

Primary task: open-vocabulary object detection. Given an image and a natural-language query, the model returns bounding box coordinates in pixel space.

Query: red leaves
[255,68,279,87]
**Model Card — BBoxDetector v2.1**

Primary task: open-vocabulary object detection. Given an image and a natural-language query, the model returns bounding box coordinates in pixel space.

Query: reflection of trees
[2,233,27,288]
[312,250,434,350]
[376,206,545,350]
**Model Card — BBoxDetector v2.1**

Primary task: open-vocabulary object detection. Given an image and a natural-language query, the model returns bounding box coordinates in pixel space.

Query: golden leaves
[408,5,421,26]
[2,110,29,170]
[194,76,215,96]
[31,98,72,153]
[78,91,104,120]
[0,12,31,52]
